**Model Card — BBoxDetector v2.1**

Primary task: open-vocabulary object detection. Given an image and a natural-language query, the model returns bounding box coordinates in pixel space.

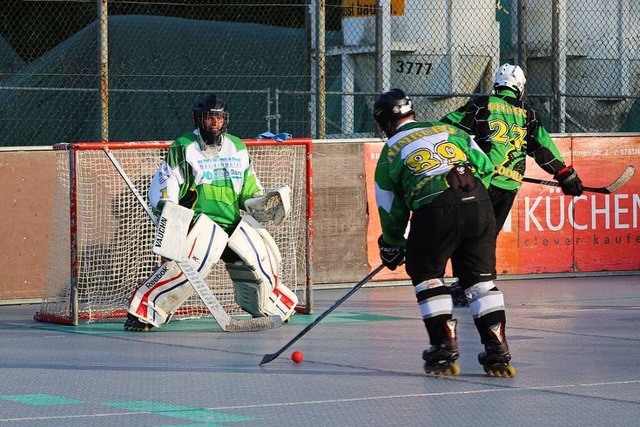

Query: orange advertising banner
[364,136,640,280]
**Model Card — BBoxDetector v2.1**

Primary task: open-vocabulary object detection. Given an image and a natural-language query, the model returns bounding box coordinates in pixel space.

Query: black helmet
[192,94,229,146]
[373,88,414,137]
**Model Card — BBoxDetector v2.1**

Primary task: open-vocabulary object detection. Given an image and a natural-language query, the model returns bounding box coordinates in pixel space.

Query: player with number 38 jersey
[374,120,495,248]
[373,88,515,377]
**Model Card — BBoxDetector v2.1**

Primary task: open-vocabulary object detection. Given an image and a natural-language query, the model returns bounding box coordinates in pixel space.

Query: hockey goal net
[35,139,313,325]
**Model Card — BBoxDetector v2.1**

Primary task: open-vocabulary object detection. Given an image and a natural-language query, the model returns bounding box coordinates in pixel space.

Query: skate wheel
[424,362,460,377]
[483,364,516,378]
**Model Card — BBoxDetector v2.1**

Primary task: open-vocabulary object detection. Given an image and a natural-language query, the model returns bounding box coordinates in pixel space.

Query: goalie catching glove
[554,165,583,196]
[244,185,291,225]
[378,235,405,271]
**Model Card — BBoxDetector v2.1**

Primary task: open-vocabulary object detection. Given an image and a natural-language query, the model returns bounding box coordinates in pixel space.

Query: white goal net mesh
[35,140,312,325]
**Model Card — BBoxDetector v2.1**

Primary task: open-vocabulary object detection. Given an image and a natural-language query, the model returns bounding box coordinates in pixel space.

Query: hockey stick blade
[523,165,635,194]
[259,264,385,366]
[103,147,281,333]
[176,259,282,332]
[600,165,635,193]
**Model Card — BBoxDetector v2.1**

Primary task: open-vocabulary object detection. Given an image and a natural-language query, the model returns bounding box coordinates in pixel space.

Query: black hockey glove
[554,166,584,196]
[378,235,405,271]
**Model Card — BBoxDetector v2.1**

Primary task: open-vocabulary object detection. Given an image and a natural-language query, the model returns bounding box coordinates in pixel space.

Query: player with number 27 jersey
[441,89,567,192]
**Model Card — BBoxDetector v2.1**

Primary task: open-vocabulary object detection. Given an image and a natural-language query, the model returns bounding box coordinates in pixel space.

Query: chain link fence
[1,0,639,147]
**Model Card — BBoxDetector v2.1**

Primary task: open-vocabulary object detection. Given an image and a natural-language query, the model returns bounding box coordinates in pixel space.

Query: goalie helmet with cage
[494,63,526,100]
[192,94,229,146]
[373,88,415,138]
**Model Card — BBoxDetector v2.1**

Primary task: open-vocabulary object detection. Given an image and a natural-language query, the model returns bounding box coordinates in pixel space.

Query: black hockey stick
[102,147,282,332]
[259,264,385,365]
[523,165,635,194]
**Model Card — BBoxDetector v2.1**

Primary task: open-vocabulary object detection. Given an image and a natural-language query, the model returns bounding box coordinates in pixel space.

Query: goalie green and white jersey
[149,130,263,232]
[374,121,495,247]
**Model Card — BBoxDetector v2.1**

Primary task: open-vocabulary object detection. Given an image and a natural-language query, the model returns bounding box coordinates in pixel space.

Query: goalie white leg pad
[184,214,229,278]
[127,260,194,327]
[227,262,269,317]
[226,215,298,320]
[128,214,229,327]
[268,283,299,321]
[228,215,282,289]
[226,262,299,321]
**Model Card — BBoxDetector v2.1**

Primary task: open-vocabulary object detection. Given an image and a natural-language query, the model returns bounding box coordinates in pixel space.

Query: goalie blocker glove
[554,165,584,196]
[378,235,405,271]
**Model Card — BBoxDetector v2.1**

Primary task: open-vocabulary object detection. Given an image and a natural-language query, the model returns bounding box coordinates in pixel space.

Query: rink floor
[1,274,640,426]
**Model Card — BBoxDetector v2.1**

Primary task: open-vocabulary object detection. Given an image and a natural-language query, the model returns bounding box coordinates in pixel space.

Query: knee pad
[414,278,452,321]
[465,280,505,319]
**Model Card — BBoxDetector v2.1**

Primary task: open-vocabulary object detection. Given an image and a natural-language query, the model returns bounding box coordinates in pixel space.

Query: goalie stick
[523,165,635,194]
[102,147,282,332]
[259,264,385,366]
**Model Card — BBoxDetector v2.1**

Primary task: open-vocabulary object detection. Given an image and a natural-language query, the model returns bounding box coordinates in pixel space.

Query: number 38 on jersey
[404,140,467,175]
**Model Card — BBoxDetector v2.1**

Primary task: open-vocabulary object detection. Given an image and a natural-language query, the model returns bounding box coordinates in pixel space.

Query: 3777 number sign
[395,60,432,76]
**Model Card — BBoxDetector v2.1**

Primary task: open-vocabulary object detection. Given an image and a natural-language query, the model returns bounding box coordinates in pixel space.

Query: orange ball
[291,350,304,363]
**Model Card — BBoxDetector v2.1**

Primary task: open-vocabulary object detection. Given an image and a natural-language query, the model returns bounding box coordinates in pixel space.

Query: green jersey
[148,130,263,232]
[441,89,567,191]
[374,121,495,247]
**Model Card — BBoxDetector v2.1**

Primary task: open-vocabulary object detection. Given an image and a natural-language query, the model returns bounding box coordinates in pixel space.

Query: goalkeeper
[373,88,515,377]
[124,94,298,331]
[441,63,584,306]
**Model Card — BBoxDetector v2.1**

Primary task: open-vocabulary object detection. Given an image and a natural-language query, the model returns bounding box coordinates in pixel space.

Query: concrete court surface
[1,274,639,427]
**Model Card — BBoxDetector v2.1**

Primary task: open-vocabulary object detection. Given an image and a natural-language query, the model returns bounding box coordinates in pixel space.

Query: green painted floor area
[29,311,411,335]
[0,395,257,426]
[104,400,257,424]
[0,394,83,406]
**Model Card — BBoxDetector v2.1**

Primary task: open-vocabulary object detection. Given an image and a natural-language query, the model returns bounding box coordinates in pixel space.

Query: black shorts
[405,186,496,287]
[488,184,517,236]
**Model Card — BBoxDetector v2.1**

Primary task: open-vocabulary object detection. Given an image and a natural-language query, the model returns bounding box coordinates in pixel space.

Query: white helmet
[494,63,526,99]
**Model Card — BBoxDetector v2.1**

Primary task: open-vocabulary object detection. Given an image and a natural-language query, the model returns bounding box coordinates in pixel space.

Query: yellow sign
[342,0,405,18]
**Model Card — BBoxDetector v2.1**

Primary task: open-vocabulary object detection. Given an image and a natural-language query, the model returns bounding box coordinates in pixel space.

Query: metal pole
[551,0,559,132]
[375,0,391,93]
[99,0,109,142]
[516,0,527,74]
[305,3,314,137]
[69,150,79,325]
[315,1,326,138]
[551,0,566,132]
[618,0,630,97]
